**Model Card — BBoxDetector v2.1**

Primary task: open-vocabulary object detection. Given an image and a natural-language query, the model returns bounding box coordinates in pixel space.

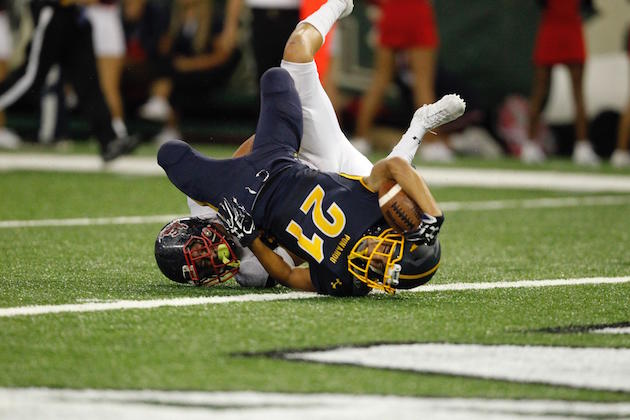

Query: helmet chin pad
[348,228,403,295]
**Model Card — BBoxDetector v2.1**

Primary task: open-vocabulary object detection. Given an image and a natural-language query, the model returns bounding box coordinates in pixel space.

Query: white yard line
[2,153,630,191]
[2,388,630,420]
[0,292,320,318]
[2,194,629,229]
[406,276,630,293]
[1,276,628,318]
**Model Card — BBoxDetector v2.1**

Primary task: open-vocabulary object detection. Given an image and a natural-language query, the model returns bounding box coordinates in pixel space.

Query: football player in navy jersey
[157,0,465,295]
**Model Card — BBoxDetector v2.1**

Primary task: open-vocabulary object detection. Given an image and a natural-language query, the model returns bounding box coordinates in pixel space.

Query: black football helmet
[154,217,241,286]
[347,225,441,294]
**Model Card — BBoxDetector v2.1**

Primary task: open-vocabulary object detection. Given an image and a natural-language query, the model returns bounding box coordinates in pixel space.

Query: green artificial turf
[1,149,629,402]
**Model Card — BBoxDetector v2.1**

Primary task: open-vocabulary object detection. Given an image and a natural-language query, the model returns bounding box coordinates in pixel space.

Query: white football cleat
[335,0,354,18]
[572,140,600,166]
[413,94,466,133]
[611,149,630,168]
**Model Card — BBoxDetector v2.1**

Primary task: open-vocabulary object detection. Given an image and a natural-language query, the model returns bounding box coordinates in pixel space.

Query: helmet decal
[158,220,188,240]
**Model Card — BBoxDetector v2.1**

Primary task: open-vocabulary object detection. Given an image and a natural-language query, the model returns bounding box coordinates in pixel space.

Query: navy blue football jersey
[259,165,385,296]
[159,68,387,296]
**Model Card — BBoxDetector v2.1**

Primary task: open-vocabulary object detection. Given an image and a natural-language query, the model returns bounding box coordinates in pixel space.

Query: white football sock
[387,122,427,164]
[301,0,347,42]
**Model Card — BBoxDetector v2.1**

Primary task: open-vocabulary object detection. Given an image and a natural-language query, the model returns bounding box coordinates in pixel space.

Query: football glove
[405,213,444,246]
[217,196,259,247]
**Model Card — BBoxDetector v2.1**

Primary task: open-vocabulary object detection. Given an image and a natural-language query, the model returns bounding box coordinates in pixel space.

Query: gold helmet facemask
[348,228,403,295]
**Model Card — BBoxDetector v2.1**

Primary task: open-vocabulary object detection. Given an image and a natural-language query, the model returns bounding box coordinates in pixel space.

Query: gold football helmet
[348,227,403,295]
[348,225,442,295]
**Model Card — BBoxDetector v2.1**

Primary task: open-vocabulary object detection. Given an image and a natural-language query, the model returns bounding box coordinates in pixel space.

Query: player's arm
[250,238,316,292]
[364,156,442,217]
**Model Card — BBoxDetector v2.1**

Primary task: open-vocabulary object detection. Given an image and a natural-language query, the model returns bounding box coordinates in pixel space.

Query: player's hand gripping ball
[378,180,424,233]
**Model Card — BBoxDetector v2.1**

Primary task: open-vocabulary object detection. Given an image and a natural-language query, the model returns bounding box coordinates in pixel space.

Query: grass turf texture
[1,148,629,402]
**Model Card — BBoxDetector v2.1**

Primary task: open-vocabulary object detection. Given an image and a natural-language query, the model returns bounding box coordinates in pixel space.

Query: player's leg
[62,9,121,157]
[354,46,395,145]
[86,3,127,138]
[281,0,374,176]
[611,99,630,167]
[568,62,599,165]
[251,67,303,154]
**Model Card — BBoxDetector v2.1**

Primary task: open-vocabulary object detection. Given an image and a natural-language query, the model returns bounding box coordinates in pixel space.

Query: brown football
[378,180,423,233]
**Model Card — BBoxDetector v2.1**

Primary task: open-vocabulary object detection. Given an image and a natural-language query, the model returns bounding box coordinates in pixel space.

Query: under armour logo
[331,279,342,289]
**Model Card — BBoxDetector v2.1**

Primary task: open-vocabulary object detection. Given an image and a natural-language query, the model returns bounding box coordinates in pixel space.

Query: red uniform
[378,0,438,49]
[533,0,586,65]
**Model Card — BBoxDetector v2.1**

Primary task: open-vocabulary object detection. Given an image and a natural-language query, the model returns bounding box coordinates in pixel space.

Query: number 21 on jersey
[285,185,346,262]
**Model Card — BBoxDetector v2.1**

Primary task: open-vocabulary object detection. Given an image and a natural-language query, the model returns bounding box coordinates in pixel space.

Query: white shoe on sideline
[350,137,372,155]
[139,96,171,122]
[413,94,466,133]
[611,149,630,168]
[0,127,22,150]
[520,140,545,164]
[449,126,502,158]
[420,141,455,162]
[153,127,182,147]
[572,140,600,166]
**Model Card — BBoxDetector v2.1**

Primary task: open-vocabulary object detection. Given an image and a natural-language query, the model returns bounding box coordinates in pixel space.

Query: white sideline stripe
[1,276,628,318]
[421,167,630,192]
[0,214,182,228]
[3,153,630,191]
[403,276,630,293]
[2,194,629,229]
[0,292,320,318]
[440,194,630,211]
[3,389,630,420]
[592,326,630,335]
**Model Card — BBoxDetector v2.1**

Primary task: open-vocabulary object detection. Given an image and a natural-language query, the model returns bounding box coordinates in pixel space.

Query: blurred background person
[525,0,599,165]
[138,0,241,144]
[220,0,300,85]
[352,0,453,161]
[120,0,170,115]
[86,0,128,139]
[0,0,21,149]
[611,31,630,168]
[0,0,137,161]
